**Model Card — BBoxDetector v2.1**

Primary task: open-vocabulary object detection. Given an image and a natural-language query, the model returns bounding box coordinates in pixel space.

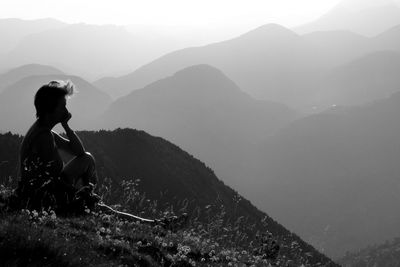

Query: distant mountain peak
[167,64,242,94]
[253,23,295,32]
[4,63,64,75]
[0,64,66,93]
[173,64,225,78]
[239,23,299,40]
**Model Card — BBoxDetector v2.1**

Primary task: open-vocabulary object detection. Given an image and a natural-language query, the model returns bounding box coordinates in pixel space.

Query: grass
[0,209,278,266]
[0,179,326,266]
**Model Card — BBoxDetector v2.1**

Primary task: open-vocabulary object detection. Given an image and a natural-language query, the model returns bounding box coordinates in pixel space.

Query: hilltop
[0,129,338,266]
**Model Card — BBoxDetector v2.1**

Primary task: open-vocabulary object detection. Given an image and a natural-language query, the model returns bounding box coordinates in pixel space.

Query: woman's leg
[61,152,98,189]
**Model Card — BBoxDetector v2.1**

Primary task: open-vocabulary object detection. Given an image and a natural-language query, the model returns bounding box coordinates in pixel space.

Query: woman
[18,80,97,211]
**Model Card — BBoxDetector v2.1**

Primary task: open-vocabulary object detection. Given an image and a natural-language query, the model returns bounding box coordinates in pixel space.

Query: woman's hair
[34,80,75,118]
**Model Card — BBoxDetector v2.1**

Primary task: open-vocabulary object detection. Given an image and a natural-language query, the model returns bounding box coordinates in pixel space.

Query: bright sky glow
[1,0,343,27]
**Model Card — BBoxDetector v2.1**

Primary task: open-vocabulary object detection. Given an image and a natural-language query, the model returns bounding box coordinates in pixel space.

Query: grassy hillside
[0,129,338,266]
[0,203,322,267]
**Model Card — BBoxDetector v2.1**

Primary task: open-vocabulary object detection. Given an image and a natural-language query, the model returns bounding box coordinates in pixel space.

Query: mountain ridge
[94,23,321,108]
[100,64,296,192]
[0,64,65,93]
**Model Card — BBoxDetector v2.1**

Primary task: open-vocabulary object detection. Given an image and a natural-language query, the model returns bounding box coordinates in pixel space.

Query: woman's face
[52,97,68,123]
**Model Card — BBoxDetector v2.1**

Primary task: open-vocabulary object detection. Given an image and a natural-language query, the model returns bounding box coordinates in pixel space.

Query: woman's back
[20,121,64,183]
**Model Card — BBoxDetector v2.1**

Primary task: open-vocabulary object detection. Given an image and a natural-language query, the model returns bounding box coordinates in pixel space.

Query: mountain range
[0,19,255,81]
[94,23,322,108]
[1,23,160,80]
[0,19,209,80]
[95,21,400,111]
[100,64,297,191]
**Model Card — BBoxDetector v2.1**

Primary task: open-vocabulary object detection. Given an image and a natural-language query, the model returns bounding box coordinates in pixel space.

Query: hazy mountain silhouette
[3,18,400,111]
[0,64,64,93]
[247,91,400,258]
[1,23,183,80]
[318,50,400,107]
[0,129,338,266]
[95,22,400,111]
[295,0,400,36]
[94,24,324,108]
[100,64,297,192]
[0,74,112,134]
[0,18,66,55]
[300,27,400,109]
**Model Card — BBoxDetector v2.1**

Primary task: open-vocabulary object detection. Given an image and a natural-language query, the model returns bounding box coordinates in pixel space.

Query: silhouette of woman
[18,80,97,211]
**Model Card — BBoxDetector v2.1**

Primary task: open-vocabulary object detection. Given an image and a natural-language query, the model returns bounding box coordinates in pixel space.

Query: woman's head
[34,80,75,121]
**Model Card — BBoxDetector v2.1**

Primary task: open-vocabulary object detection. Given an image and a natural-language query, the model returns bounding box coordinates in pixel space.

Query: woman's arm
[53,112,85,156]
[52,129,85,156]
[62,123,85,156]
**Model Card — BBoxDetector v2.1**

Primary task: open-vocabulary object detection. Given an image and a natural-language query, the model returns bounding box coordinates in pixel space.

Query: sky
[0,0,343,28]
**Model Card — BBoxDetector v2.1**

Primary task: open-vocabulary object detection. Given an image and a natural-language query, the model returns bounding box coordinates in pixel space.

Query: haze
[2,0,400,262]
[1,0,341,28]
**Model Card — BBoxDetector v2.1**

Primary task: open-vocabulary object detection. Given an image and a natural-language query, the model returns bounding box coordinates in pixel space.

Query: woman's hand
[61,112,72,128]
